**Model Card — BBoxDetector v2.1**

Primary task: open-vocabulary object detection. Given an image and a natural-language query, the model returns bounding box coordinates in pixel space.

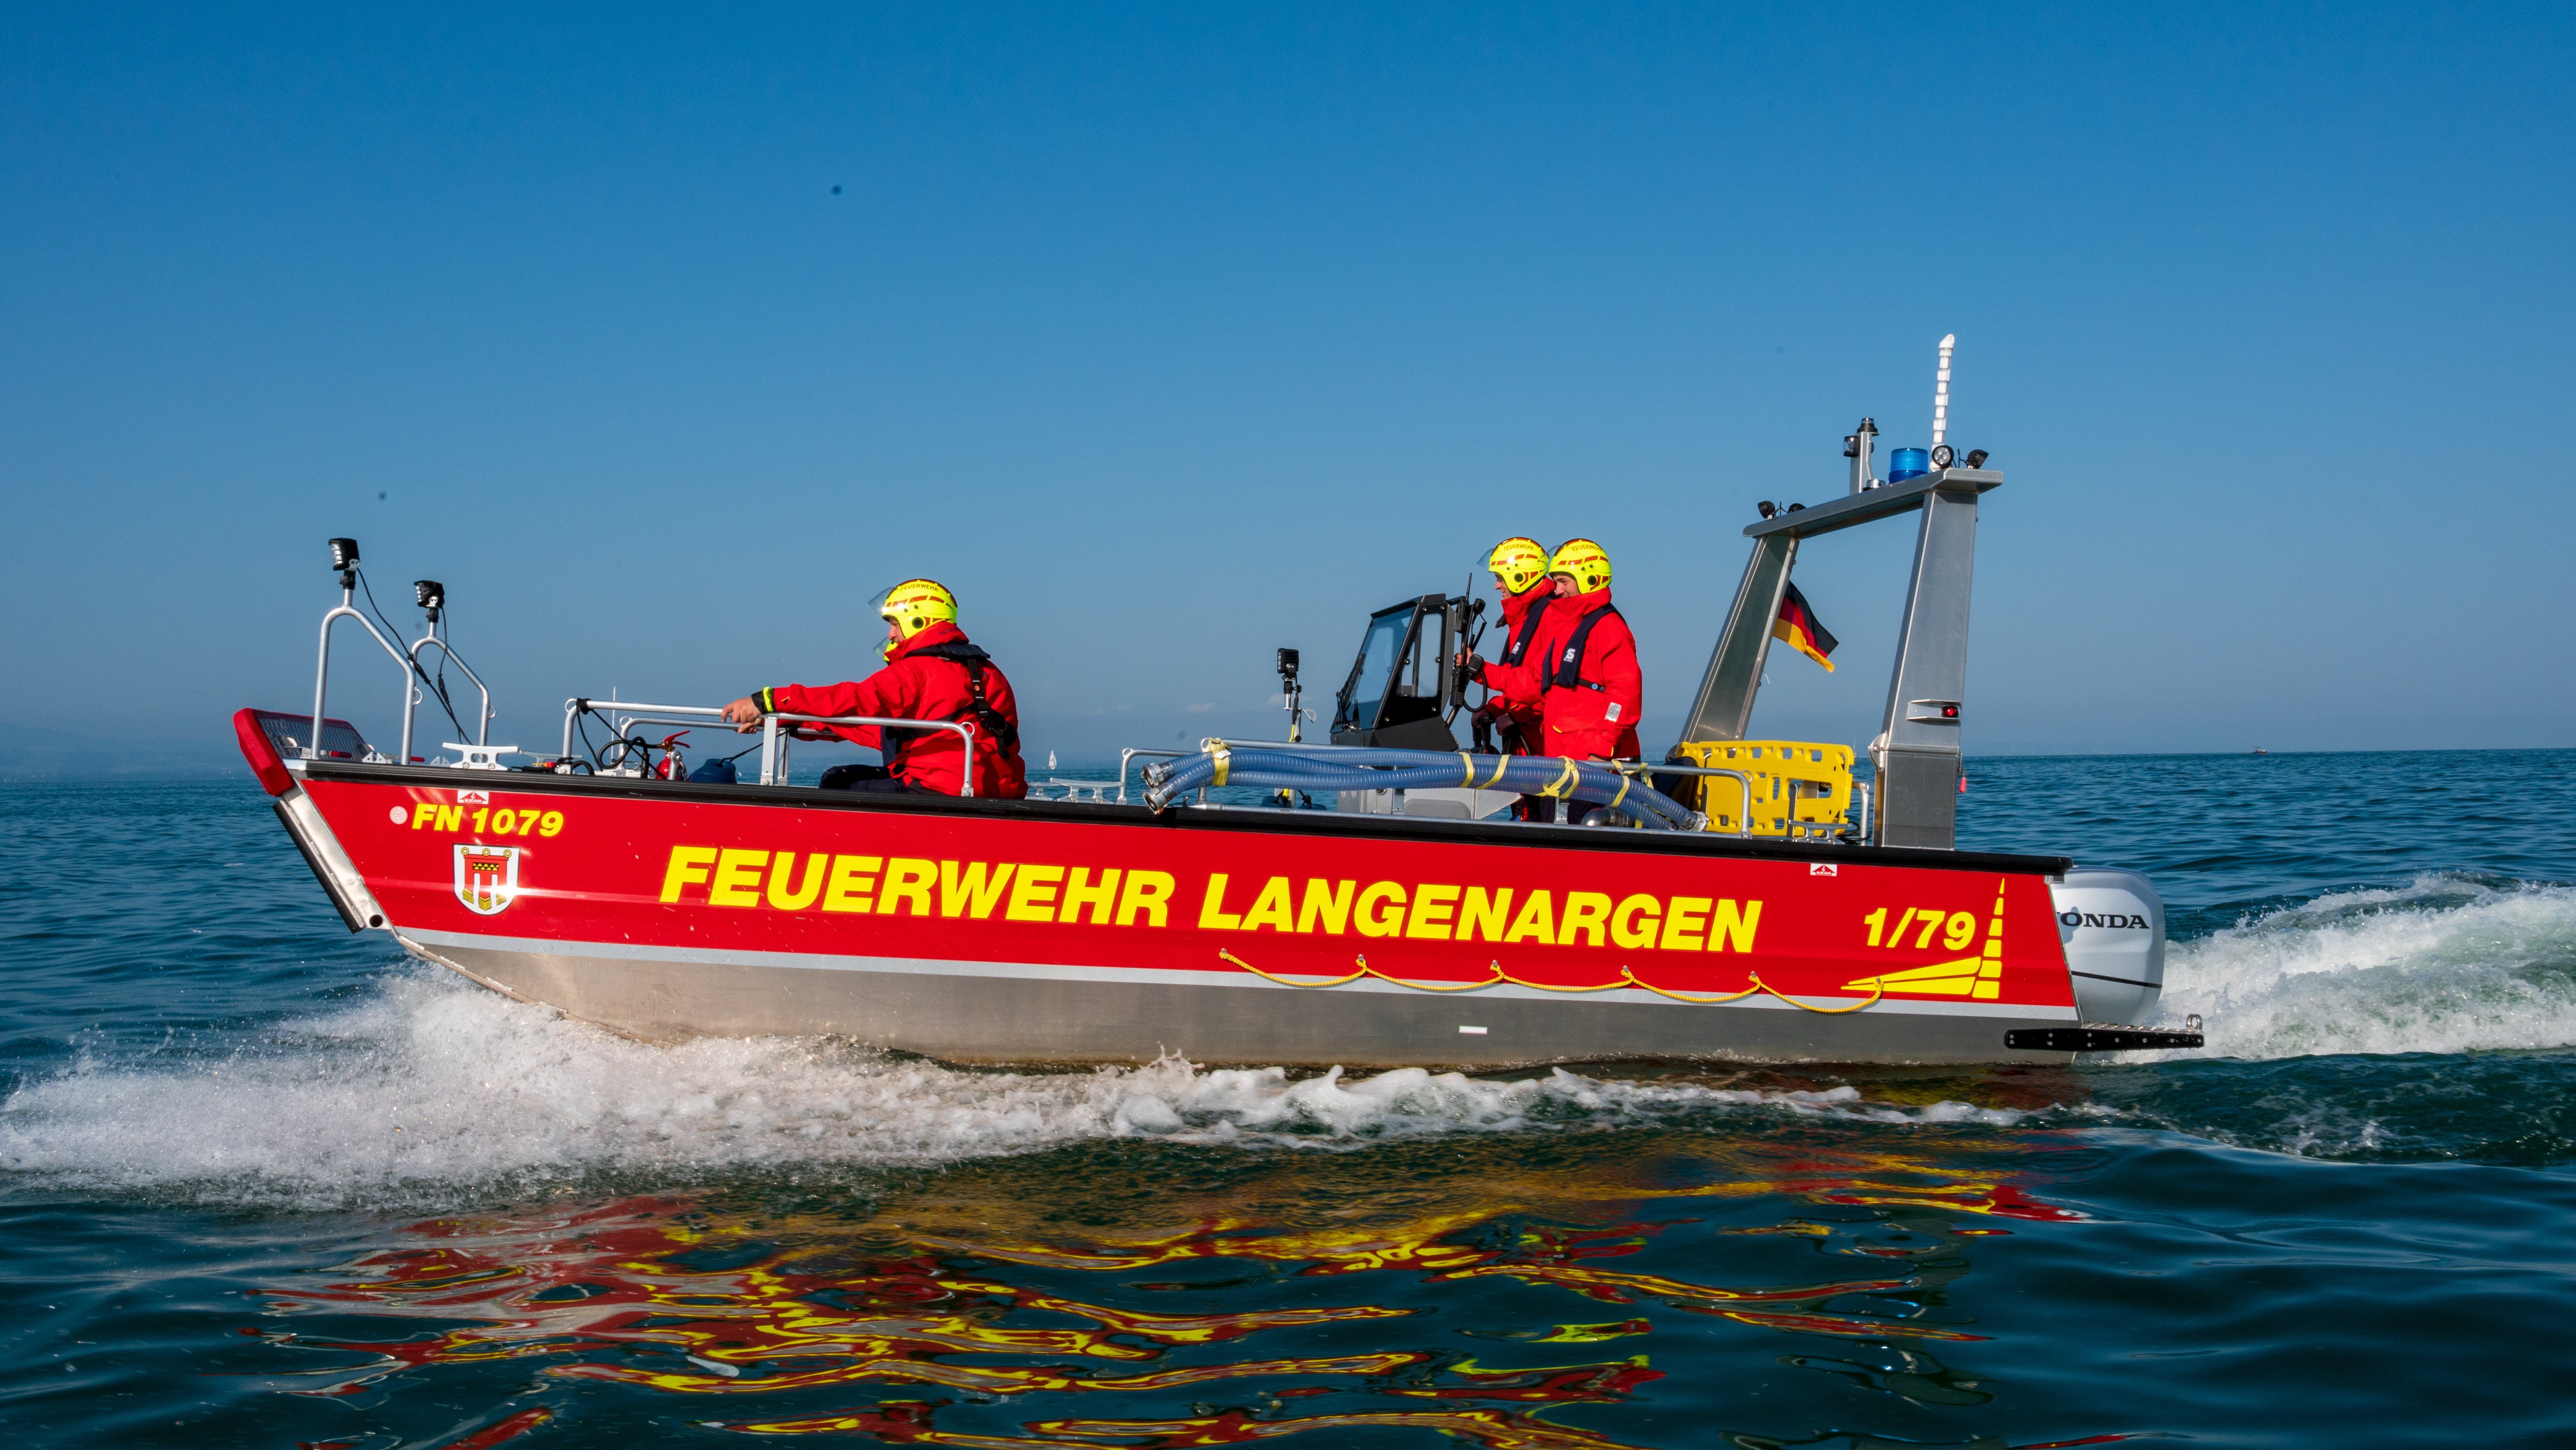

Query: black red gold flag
[1773,581,1839,672]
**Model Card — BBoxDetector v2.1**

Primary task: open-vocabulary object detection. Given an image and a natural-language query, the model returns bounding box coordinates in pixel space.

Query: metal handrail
[761,713,979,795]
[561,699,728,760]
[1118,748,1189,805]
[1623,762,1754,838]
[310,600,411,762]
[402,634,492,766]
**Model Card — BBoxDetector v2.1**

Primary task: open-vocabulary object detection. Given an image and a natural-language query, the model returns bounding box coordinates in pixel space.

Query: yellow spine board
[1666,740,1855,836]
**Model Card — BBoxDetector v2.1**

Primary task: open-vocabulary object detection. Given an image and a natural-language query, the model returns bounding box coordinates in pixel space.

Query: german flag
[1773,580,1839,672]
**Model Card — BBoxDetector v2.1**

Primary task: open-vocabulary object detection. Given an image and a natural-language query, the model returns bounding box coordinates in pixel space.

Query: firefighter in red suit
[720,579,1029,798]
[1460,536,1559,756]
[1457,537,1566,821]
[1536,538,1642,763]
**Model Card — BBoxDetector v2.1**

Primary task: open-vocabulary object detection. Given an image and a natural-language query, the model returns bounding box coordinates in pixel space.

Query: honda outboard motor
[2049,867,2167,1024]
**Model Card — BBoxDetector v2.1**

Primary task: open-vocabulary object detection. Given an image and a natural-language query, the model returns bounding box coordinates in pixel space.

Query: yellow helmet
[1549,538,1612,594]
[1486,536,1551,595]
[878,578,958,658]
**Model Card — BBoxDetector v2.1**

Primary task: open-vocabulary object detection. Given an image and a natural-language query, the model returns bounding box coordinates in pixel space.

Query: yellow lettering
[1059,867,1122,925]
[820,854,882,912]
[1296,879,1355,935]
[1240,876,1295,933]
[1116,870,1175,927]
[1005,864,1066,922]
[708,848,769,908]
[878,858,936,916]
[765,852,828,911]
[1661,896,1711,951]
[939,860,1017,919]
[659,846,719,903]
[436,804,463,832]
[1707,899,1763,953]
[410,805,434,830]
[1504,890,1557,944]
[1197,873,1243,930]
[1456,887,1513,942]
[1355,882,1408,938]
[1611,893,1662,949]
[1559,891,1614,947]
[1405,884,1462,940]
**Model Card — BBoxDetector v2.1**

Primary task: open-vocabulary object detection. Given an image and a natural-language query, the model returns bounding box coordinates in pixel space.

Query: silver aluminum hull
[404,928,2079,1068]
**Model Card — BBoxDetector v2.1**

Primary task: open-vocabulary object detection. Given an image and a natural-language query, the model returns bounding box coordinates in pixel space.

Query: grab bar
[760,713,980,795]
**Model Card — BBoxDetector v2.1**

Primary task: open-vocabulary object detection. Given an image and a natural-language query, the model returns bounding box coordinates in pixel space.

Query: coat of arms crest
[453,844,524,915]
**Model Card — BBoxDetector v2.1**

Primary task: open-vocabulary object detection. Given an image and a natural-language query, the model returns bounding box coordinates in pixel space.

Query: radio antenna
[1931,333,1956,448]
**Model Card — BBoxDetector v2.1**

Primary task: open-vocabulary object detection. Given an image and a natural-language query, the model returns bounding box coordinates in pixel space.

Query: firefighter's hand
[1456,651,1487,681]
[721,697,764,731]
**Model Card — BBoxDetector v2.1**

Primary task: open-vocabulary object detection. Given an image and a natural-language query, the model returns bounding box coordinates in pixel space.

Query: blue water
[5,753,2574,1447]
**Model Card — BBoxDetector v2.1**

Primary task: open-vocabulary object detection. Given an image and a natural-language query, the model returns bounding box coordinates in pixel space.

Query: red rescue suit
[756,621,1029,798]
[1539,588,1642,761]
[1474,579,1561,754]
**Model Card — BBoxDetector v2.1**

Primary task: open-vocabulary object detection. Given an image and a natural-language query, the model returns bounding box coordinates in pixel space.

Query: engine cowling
[2049,867,2167,1024]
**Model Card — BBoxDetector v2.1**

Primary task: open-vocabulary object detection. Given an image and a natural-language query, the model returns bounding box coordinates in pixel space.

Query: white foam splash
[2150,873,2576,1059]
[0,969,2020,1208]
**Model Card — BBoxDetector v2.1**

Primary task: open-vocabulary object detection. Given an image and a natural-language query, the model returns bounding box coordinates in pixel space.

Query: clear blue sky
[3,3,2568,765]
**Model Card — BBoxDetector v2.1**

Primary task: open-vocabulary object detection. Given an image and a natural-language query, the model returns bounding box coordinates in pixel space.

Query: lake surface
[5,751,2573,1447]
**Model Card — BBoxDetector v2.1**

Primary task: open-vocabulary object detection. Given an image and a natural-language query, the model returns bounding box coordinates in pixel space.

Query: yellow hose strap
[1610,774,1631,809]
[1478,754,1510,789]
[1458,752,1474,786]
[1542,757,1579,798]
[1220,949,1881,1012]
[1207,739,1231,787]
[1217,948,1364,988]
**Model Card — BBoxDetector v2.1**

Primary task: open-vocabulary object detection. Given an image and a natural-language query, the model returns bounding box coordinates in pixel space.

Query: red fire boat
[238,436,2196,1067]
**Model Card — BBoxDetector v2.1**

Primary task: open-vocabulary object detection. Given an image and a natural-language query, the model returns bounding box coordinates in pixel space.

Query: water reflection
[253,1123,2119,1447]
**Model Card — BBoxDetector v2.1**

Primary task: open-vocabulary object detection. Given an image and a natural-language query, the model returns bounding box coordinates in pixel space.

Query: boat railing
[400,633,491,766]
[761,713,979,795]
[561,698,726,758]
[1619,762,1756,838]
[309,596,412,763]
[553,699,977,792]
[1119,748,1190,806]
[1122,737,1361,807]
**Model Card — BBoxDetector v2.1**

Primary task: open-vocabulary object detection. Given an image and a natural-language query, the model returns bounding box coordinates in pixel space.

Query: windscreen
[1342,607,1415,731]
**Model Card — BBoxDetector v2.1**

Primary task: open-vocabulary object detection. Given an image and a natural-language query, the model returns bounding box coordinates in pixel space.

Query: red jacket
[1539,588,1642,761]
[758,621,1029,798]
[1477,580,1562,753]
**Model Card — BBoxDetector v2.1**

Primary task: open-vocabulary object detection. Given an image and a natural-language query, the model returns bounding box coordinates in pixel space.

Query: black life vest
[1499,596,1553,667]
[1548,604,1624,693]
[899,641,1021,754]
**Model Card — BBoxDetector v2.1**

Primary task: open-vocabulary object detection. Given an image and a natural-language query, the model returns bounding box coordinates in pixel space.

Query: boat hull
[270,758,2091,1067]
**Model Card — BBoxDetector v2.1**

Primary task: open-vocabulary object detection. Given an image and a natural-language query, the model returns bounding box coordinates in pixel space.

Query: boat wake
[2150,871,2576,1058]
[0,967,2025,1209]
[7,871,2572,1205]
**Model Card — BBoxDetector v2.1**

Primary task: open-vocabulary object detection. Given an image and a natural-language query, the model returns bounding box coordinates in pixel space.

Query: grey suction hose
[1143,745,1702,830]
